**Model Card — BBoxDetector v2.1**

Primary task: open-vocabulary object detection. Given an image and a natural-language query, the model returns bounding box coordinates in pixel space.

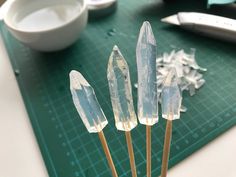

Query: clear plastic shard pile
[136,21,158,126]
[69,70,108,133]
[107,45,137,131]
[161,68,182,120]
[156,49,207,97]
[156,49,207,112]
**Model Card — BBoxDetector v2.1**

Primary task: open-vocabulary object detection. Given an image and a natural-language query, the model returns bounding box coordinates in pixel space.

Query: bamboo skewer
[160,119,173,177]
[146,125,152,177]
[98,131,118,177]
[136,21,158,177]
[70,71,118,176]
[125,131,137,177]
[159,68,181,177]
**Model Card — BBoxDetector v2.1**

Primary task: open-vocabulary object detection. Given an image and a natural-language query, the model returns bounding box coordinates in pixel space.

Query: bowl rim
[4,0,87,33]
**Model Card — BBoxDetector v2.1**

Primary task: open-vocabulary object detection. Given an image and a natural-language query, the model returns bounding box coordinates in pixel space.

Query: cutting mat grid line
[1,0,236,176]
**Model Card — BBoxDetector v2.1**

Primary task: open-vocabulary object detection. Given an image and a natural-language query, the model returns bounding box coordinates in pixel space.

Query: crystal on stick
[70,70,108,133]
[161,68,182,120]
[107,45,138,131]
[136,21,158,125]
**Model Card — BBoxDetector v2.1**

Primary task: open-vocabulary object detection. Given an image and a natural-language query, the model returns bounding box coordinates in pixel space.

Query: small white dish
[87,0,116,9]
[0,0,88,51]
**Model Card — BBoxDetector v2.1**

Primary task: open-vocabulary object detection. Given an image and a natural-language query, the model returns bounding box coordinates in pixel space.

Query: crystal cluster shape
[107,46,137,131]
[70,70,108,133]
[136,21,158,126]
[161,68,182,120]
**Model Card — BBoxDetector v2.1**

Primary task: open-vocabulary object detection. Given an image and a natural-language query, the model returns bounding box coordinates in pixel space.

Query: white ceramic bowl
[1,0,88,51]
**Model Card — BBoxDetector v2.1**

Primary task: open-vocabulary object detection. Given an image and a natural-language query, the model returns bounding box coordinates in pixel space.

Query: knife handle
[178,12,236,42]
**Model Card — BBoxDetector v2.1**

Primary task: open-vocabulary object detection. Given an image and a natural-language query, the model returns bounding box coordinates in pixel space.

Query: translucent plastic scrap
[136,21,158,126]
[156,57,163,65]
[161,68,182,120]
[195,79,205,89]
[185,70,205,90]
[180,105,187,112]
[156,49,206,94]
[107,46,137,131]
[156,49,206,113]
[183,66,190,74]
[183,49,207,71]
[69,70,108,133]
[189,83,196,96]
[175,50,186,64]
[173,59,183,77]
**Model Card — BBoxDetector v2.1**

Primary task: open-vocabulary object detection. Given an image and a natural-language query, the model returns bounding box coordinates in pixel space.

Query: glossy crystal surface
[136,21,158,126]
[107,46,137,131]
[70,70,108,133]
[161,68,182,120]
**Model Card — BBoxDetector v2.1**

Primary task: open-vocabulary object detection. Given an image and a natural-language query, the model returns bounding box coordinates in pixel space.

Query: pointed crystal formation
[136,21,158,126]
[107,45,138,131]
[161,68,182,120]
[69,70,108,133]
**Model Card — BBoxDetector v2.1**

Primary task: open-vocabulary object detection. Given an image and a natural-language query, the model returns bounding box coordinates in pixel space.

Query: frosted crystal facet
[69,70,108,133]
[107,45,138,131]
[161,68,182,120]
[136,21,158,126]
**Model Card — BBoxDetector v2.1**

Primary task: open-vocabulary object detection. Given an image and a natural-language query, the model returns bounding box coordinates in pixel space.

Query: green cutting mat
[1,0,236,176]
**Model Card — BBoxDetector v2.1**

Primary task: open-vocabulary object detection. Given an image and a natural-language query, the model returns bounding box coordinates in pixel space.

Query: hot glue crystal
[107,46,138,131]
[161,68,182,120]
[136,21,158,126]
[69,70,108,133]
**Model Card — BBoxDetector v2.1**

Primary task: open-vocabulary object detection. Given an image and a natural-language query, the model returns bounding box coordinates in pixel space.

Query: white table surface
[0,34,236,177]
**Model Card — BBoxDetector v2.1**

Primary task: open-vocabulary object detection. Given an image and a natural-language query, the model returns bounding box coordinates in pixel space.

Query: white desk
[0,35,236,177]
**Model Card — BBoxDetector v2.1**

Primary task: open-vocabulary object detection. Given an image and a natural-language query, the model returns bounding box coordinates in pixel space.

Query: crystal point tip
[138,21,156,45]
[69,70,90,90]
[108,45,126,65]
[113,45,119,51]
[143,21,150,26]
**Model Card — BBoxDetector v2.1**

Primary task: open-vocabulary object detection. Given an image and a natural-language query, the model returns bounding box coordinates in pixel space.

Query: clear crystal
[107,46,138,131]
[69,70,108,133]
[161,68,182,120]
[136,21,158,126]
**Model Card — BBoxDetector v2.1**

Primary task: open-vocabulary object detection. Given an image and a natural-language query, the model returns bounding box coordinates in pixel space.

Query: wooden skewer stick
[146,125,152,177]
[125,131,137,177]
[98,131,118,177]
[160,119,173,177]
